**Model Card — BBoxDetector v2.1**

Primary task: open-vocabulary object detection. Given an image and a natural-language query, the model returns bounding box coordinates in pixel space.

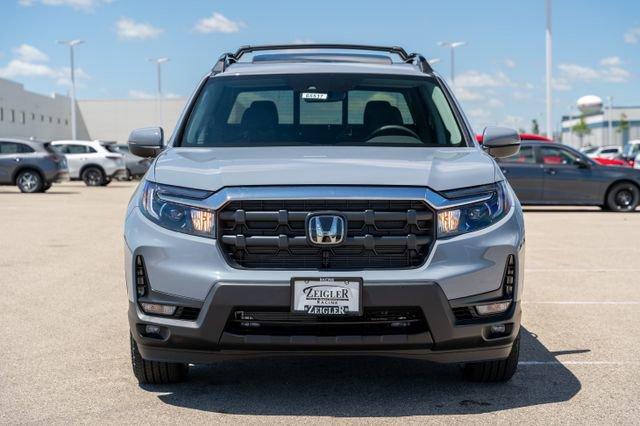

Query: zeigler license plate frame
[291,277,363,316]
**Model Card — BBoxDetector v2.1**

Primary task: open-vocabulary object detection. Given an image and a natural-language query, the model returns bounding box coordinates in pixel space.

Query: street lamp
[147,57,170,128]
[545,0,553,139]
[607,96,613,145]
[437,41,466,86]
[57,39,83,140]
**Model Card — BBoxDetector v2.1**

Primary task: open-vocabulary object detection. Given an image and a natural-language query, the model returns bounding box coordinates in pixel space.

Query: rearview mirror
[482,127,521,158]
[128,127,164,158]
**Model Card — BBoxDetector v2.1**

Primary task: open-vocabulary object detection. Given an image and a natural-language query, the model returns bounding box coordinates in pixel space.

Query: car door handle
[14,158,20,162]
[545,169,557,175]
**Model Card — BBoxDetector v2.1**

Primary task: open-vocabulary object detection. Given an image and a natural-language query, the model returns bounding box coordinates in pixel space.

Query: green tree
[572,116,591,147]
[617,113,630,134]
[531,119,540,135]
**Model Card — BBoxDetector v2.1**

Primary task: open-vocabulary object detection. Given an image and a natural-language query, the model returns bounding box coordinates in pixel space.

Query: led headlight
[437,181,512,238]
[140,180,216,238]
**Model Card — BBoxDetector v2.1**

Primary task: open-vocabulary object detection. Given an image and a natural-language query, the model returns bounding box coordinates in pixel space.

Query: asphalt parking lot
[1,182,639,424]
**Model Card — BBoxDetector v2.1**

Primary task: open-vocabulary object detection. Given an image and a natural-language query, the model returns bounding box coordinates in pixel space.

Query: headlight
[140,181,216,238]
[437,181,511,238]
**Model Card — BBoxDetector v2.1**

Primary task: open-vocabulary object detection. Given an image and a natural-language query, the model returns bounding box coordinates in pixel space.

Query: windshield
[179,74,467,148]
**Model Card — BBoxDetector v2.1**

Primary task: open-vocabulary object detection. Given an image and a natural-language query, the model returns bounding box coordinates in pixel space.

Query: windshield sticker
[301,92,328,100]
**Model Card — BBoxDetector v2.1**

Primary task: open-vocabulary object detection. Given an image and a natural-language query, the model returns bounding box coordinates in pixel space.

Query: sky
[0,0,639,134]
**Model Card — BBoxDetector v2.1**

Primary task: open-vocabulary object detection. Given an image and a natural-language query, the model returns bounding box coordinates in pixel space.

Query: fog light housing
[490,324,506,334]
[145,324,161,335]
[140,302,176,316]
[475,301,511,316]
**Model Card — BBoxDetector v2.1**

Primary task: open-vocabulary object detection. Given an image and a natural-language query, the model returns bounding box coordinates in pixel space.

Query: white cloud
[624,27,640,44]
[13,44,48,62]
[487,98,504,108]
[467,108,491,120]
[559,62,631,84]
[552,77,572,91]
[558,63,599,81]
[455,86,482,101]
[116,18,164,40]
[293,38,315,44]
[600,56,622,66]
[0,59,57,78]
[19,0,112,12]
[0,44,89,87]
[194,12,244,34]
[603,66,631,83]
[503,59,516,69]
[503,115,526,130]
[456,70,512,88]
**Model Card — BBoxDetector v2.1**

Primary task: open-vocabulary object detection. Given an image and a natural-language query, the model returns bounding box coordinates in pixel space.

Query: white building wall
[76,98,187,144]
[561,106,640,149]
[0,78,72,140]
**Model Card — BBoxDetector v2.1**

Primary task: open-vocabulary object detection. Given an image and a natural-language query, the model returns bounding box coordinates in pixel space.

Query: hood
[152,146,497,192]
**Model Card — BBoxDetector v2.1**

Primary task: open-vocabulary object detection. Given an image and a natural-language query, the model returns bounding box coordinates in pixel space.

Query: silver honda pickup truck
[124,44,525,384]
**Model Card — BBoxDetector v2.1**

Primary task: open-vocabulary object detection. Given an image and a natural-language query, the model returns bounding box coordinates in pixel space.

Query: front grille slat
[218,198,435,269]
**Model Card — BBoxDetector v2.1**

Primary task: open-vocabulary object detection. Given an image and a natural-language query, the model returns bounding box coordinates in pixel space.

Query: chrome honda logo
[307,214,346,246]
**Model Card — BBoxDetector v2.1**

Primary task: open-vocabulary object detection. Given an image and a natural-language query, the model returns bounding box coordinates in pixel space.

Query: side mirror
[128,127,164,158]
[575,157,590,169]
[482,127,521,158]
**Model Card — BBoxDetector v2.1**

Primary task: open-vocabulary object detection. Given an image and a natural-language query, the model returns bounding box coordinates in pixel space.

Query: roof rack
[211,44,433,74]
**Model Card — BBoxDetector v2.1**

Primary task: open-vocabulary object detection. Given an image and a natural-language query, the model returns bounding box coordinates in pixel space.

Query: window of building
[65,119,68,126]
[11,109,15,122]
[0,107,3,121]
[48,116,52,123]
[31,113,35,120]
[57,118,60,124]
[21,112,26,124]
[41,115,44,122]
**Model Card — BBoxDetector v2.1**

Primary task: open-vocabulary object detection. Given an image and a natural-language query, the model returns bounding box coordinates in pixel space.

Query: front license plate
[291,278,362,316]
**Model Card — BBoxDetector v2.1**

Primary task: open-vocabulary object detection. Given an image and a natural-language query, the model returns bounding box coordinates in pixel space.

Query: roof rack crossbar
[211,44,433,74]
[231,44,413,62]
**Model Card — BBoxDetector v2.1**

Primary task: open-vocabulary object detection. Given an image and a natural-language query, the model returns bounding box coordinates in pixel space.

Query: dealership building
[560,106,640,149]
[0,77,186,143]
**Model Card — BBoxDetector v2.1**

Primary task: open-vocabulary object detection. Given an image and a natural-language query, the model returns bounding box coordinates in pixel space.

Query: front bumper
[125,185,525,364]
[129,280,521,364]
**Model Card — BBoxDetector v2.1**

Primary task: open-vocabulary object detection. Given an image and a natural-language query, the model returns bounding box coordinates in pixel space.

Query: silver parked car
[115,144,151,180]
[124,44,525,385]
[0,138,69,193]
[52,140,126,186]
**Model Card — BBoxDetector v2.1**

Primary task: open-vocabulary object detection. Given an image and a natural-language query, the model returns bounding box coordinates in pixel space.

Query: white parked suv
[52,140,126,186]
[124,44,525,385]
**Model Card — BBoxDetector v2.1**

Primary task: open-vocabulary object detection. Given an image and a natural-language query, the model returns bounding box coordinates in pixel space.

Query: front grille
[226,307,428,336]
[218,199,435,269]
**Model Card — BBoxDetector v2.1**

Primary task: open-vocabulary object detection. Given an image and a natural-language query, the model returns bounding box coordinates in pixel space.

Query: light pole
[545,0,553,139]
[607,96,613,146]
[57,39,83,140]
[438,41,466,86]
[147,57,170,127]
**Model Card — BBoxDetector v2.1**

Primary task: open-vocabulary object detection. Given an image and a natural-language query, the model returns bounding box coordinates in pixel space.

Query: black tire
[130,335,188,384]
[81,166,106,186]
[605,182,640,212]
[16,170,44,193]
[463,333,520,382]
